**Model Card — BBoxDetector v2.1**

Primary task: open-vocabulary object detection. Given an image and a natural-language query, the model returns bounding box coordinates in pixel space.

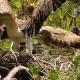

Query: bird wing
[0,0,66,40]
[23,0,66,37]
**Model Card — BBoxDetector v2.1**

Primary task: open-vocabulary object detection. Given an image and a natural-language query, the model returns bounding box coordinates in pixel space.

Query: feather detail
[23,0,66,37]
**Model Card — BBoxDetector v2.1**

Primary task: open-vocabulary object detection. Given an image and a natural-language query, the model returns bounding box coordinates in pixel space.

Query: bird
[39,26,80,48]
[0,0,66,61]
[22,0,34,18]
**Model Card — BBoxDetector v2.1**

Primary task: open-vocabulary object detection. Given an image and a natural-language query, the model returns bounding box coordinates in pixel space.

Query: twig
[0,51,9,59]
[37,58,55,67]
[0,66,9,71]
[0,50,19,66]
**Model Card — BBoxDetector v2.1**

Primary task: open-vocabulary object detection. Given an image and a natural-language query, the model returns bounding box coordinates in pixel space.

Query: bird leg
[25,35,37,61]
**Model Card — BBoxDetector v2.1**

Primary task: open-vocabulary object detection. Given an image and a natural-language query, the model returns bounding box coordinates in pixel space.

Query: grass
[28,46,80,80]
[0,39,80,80]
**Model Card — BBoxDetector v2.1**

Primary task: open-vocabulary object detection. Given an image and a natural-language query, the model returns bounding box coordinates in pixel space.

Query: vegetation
[0,0,80,80]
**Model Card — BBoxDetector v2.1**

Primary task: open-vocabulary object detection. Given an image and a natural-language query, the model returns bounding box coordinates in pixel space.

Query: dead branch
[0,66,9,72]
[39,26,80,48]
[2,65,32,80]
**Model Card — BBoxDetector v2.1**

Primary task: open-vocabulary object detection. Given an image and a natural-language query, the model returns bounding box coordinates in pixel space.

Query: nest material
[39,26,80,48]
[0,54,33,80]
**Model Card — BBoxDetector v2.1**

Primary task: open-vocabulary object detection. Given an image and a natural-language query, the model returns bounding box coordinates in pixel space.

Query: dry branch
[39,26,80,48]
[3,65,32,80]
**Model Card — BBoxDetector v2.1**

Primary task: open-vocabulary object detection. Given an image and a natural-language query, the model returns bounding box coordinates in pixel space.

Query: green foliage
[0,40,11,51]
[46,68,60,80]
[28,64,40,76]
[44,49,80,80]
[10,0,22,10]
[44,1,80,30]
